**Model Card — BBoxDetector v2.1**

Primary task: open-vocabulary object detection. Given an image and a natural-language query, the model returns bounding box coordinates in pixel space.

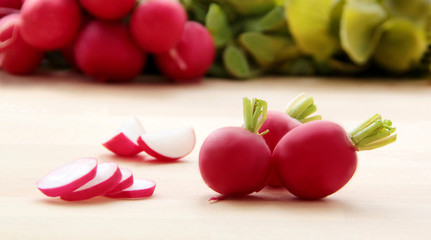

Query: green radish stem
[243,97,268,134]
[284,93,322,123]
[349,114,397,151]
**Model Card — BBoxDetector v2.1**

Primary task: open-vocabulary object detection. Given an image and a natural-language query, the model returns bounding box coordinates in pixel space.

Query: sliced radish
[105,168,134,194]
[103,117,146,157]
[60,162,122,201]
[36,157,98,197]
[106,178,156,199]
[137,126,196,161]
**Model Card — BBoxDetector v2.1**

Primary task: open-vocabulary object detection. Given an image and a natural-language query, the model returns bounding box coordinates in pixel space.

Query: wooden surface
[0,71,430,240]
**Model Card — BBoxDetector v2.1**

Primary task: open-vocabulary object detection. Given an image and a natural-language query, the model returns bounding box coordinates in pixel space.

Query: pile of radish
[0,0,215,83]
[37,157,156,201]
[199,96,397,200]
[103,117,196,161]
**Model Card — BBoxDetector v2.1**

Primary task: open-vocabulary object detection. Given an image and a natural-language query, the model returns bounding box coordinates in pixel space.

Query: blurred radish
[106,168,134,194]
[199,98,271,197]
[137,126,195,161]
[155,21,215,82]
[103,117,146,156]
[0,0,22,18]
[261,93,321,187]
[20,0,82,50]
[61,161,122,201]
[106,178,156,199]
[0,13,44,74]
[79,0,136,20]
[273,114,397,200]
[130,0,187,53]
[36,157,98,197]
[74,20,146,82]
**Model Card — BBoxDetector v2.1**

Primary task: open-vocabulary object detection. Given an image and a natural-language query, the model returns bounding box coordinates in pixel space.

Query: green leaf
[373,18,428,73]
[243,6,287,33]
[226,0,276,16]
[205,3,232,48]
[340,0,387,65]
[223,44,253,79]
[383,0,431,23]
[286,0,339,61]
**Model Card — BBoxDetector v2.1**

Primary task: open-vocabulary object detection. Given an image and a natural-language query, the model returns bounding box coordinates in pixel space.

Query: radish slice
[103,117,146,157]
[137,126,196,161]
[36,158,98,197]
[60,162,122,201]
[105,168,134,194]
[106,178,156,199]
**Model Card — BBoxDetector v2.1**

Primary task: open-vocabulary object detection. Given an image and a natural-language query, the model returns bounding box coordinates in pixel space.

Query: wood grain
[0,71,430,239]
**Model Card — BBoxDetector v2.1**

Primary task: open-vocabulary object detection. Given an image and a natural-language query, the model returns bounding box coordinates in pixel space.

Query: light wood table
[1,71,430,240]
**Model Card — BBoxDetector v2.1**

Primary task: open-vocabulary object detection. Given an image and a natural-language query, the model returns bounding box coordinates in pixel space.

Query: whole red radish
[0,14,44,75]
[155,21,215,83]
[273,114,397,200]
[0,0,22,18]
[130,0,187,53]
[20,0,82,50]
[79,0,136,20]
[261,93,321,187]
[74,20,146,83]
[199,98,271,197]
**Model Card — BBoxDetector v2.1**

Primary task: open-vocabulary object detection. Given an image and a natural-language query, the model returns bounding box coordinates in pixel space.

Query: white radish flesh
[36,158,98,197]
[137,126,195,161]
[106,168,133,194]
[103,117,146,156]
[60,162,122,201]
[106,178,156,199]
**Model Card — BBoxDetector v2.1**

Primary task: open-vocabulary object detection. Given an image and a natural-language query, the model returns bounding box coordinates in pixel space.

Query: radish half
[36,157,98,197]
[60,162,122,201]
[103,117,146,157]
[106,178,156,199]
[137,126,195,161]
[105,168,133,194]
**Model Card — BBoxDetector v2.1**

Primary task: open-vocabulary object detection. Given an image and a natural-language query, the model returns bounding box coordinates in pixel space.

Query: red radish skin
[36,157,98,197]
[137,126,196,161]
[0,14,44,75]
[155,21,215,82]
[79,0,136,20]
[61,162,122,201]
[130,0,187,53]
[106,178,156,199]
[273,116,396,200]
[199,98,271,197]
[20,0,82,50]
[74,21,146,83]
[0,0,22,18]
[106,168,134,194]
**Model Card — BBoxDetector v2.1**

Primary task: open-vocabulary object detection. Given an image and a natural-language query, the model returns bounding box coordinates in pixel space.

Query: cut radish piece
[103,117,146,157]
[106,168,134,194]
[106,178,156,199]
[36,157,98,197]
[60,162,122,201]
[137,126,195,161]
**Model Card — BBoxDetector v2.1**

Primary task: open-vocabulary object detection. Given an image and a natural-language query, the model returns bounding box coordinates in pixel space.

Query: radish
[137,126,195,161]
[0,0,22,18]
[273,114,397,200]
[60,161,122,201]
[261,93,321,187]
[36,157,98,197]
[155,21,215,83]
[106,178,156,199]
[74,20,146,83]
[20,0,82,50]
[130,0,187,53]
[0,13,44,75]
[106,168,134,194]
[103,117,146,157]
[199,98,271,197]
[79,0,136,20]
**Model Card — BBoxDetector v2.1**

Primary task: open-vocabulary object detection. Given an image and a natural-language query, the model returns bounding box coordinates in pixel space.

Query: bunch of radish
[199,96,397,200]
[37,157,156,201]
[0,0,215,83]
[103,117,196,161]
